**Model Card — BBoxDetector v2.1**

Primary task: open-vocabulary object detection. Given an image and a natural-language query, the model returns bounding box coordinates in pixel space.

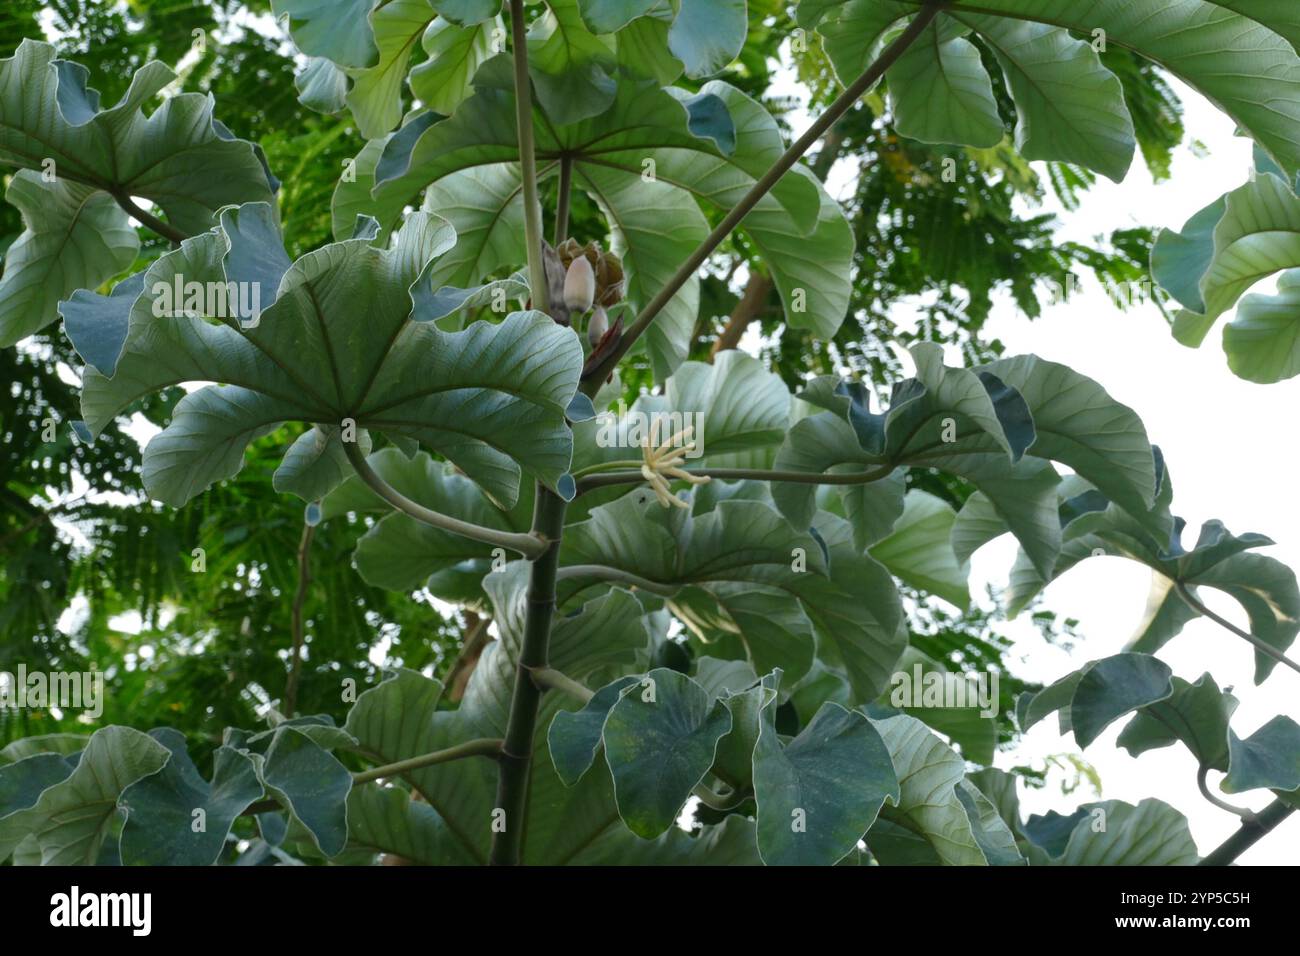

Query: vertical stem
[284,522,315,718]
[554,154,573,244]
[489,486,567,865]
[489,2,567,865]
[509,0,549,314]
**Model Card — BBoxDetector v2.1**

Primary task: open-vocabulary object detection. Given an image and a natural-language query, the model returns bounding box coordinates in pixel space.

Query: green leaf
[886,18,1004,148]
[1117,673,1237,770]
[345,783,479,864]
[1070,653,1174,748]
[251,726,352,858]
[1042,799,1198,865]
[79,205,583,508]
[0,41,276,237]
[753,702,898,865]
[668,0,746,78]
[0,734,88,766]
[870,714,1002,865]
[1007,487,1300,684]
[1222,716,1300,795]
[881,647,998,764]
[0,171,138,346]
[580,0,659,34]
[432,0,501,26]
[614,10,684,85]
[561,495,905,701]
[1016,653,1174,748]
[349,77,837,371]
[955,779,1025,865]
[295,57,349,113]
[548,675,640,786]
[569,813,762,864]
[273,425,374,502]
[345,0,435,139]
[0,754,78,860]
[0,726,169,865]
[601,668,732,838]
[1223,268,1300,383]
[119,729,263,866]
[709,668,780,789]
[528,0,617,125]
[878,1,1300,182]
[272,0,381,69]
[870,490,971,610]
[410,16,501,116]
[960,14,1134,181]
[341,452,532,599]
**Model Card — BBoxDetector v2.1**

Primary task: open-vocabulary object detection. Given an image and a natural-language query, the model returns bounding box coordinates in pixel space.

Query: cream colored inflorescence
[640,418,709,509]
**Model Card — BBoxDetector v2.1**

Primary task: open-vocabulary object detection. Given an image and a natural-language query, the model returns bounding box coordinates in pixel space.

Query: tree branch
[283,522,315,718]
[710,272,773,359]
[109,189,187,245]
[342,441,547,560]
[575,464,894,496]
[554,154,574,244]
[351,738,503,785]
[579,2,943,392]
[528,666,594,704]
[709,124,846,361]
[1198,798,1295,866]
[1196,766,1256,821]
[555,564,680,596]
[1174,581,1300,677]
[510,0,549,314]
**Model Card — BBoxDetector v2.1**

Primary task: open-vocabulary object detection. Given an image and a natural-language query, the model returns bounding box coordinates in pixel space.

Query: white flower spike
[640,416,709,509]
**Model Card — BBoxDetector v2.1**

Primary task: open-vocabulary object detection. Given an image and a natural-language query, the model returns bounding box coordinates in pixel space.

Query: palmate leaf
[806,0,1300,182]
[774,345,1164,580]
[339,76,848,376]
[118,729,263,866]
[558,493,905,701]
[0,726,169,866]
[886,17,1003,149]
[578,0,745,78]
[64,201,584,510]
[1152,172,1300,382]
[0,40,275,343]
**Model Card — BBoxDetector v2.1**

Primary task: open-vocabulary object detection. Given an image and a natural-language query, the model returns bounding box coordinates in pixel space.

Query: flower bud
[587,305,608,347]
[563,256,596,312]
